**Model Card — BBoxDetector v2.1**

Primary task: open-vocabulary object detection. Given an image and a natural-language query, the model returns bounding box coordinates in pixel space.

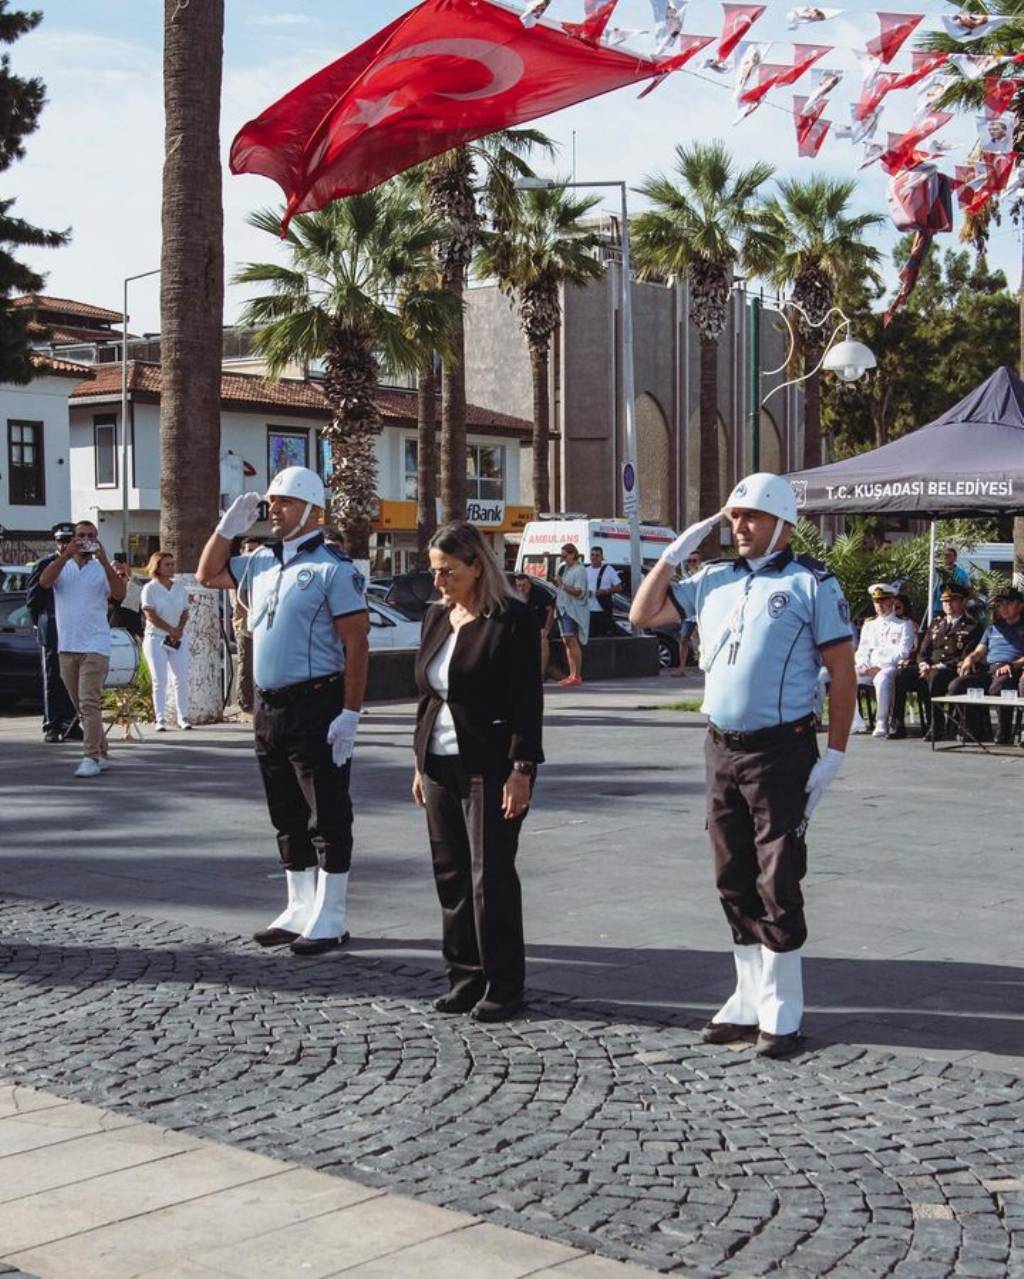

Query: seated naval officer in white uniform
[197,466,369,956]
[854,582,915,739]
[630,474,856,1058]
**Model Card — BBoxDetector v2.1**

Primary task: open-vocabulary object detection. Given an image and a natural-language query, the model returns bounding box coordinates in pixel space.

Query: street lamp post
[515,177,643,607]
[120,268,160,559]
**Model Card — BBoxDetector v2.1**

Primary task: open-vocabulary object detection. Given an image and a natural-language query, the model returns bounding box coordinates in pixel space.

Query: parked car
[367,596,421,649]
[382,570,439,621]
[0,591,41,709]
[608,591,685,669]
[0,564,33,593]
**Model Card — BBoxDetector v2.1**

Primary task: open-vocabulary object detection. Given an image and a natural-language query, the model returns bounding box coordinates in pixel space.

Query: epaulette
[324,545,353,564]
[795,553,835,583]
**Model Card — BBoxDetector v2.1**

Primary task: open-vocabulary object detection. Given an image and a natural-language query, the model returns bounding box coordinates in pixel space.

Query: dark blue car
[0,591,41,709]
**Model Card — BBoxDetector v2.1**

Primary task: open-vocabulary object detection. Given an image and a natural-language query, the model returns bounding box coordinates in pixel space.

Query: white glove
[327,708,361,767]
[215,492,262,540]
[804,748,844,818]
[660,511,724,567]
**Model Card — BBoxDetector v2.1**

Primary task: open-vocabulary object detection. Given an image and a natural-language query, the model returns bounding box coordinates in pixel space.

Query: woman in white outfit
[141,551,192,731]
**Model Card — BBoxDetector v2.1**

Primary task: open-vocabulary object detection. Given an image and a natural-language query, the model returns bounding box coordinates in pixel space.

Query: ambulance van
[514,518,677,595]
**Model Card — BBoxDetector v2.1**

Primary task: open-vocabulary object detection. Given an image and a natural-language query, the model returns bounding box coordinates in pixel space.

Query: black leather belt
[708,714,815,752]
[256,673,342,708]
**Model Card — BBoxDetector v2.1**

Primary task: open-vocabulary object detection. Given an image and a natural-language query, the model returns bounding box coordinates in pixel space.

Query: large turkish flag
[230,0,662,227]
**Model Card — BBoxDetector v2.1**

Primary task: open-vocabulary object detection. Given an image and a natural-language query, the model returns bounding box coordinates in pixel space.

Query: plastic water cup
[1001,689,1017,701]
[967,688,984,700]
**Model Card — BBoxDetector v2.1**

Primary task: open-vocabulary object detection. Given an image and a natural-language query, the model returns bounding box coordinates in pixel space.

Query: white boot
[252,869,316,946]
[291,871,349,954]
[712,945,762,1025]
[758,947,803,1036]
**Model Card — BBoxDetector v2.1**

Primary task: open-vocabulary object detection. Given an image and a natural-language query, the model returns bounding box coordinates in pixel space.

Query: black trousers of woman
[422,753,527,1009]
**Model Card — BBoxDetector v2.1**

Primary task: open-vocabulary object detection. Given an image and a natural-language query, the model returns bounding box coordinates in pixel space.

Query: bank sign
[465,499,505,527]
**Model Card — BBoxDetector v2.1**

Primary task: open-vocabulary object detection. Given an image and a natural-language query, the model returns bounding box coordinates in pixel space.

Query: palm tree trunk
[802,353,823,469]
[528,338,550,515]
[698,336,721,553]
[416,355,438,565]
[321,330,381,561]
[440,263,467,523]
[159,0,224,571]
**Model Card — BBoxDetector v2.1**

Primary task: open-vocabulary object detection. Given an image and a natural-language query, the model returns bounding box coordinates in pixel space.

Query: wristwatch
[511,761,535,776]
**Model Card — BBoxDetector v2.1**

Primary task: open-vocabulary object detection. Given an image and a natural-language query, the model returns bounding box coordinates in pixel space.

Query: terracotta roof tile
[14,294,122,323]
[70,361,531,435]
[28,323,125,344]
[30,353,96,379]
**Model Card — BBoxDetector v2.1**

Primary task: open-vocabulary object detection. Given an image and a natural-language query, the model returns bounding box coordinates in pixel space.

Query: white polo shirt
[52,558,112,656]
[586,562,622,613]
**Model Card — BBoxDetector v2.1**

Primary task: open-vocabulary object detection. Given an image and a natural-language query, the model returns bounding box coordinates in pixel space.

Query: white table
[930,694,1023,754]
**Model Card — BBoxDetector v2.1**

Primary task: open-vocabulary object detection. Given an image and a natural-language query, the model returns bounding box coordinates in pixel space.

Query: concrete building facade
[465,267,803,536]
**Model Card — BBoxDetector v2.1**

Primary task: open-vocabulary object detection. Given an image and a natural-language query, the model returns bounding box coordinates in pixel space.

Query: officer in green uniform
[198,466,369,955]
[892,584,982,740]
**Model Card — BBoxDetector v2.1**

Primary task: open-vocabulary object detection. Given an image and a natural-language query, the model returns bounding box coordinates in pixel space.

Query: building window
[7,420,45,506]
[268,427,308,478]
[467,444,505,500]
[94,415,117,488]
[403,438,417,500]
[402,440,506,501]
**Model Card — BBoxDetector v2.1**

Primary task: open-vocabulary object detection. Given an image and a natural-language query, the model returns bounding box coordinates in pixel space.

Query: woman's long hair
[429,521,516,617]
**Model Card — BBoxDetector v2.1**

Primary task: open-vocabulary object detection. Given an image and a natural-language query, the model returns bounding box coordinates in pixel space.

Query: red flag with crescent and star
[230,0,666,229]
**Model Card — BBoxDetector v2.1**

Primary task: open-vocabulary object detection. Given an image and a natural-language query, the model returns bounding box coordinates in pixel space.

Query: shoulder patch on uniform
[794,553,834,583]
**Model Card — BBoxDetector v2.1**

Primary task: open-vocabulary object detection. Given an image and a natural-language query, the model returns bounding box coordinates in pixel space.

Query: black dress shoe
[886,724,907,740]
[433,990,482,1014]
[470,997,524,1023]
[701,1020,758,1045]
[755,1030,804,1058]
[252,926,300,947]
[289,930,350,956]
[43,730,61,743]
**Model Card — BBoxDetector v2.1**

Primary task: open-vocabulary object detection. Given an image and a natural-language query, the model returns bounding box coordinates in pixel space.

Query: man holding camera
[37,519,126,776]
[26,523,80,743]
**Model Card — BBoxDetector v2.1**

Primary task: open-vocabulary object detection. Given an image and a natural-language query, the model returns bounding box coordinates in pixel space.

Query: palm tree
[425,130,553,521]
[633,142,776,539]
[476,184,603,513]
[761,176,884,468]
[160,0,224,570]
[233,185,458,558]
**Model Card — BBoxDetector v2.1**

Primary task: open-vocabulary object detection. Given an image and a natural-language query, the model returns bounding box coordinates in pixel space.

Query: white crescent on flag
[372,38,526,100]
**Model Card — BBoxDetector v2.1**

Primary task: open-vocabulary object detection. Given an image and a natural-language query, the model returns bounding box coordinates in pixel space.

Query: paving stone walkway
[2,895,1024,1278]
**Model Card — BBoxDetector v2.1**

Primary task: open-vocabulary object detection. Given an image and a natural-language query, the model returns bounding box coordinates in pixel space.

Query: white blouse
[425,631,459,756]
[140,578,190,638]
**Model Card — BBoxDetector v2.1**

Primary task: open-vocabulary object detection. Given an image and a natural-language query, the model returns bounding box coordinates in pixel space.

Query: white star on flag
[345,93,404,127]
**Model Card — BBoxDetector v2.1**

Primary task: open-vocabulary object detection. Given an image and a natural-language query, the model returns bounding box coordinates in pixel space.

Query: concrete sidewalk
[0,1083,648,1279]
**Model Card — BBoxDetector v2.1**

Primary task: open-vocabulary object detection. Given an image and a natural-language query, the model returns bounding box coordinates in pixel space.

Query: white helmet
[266,466,325,509]
[725,473,798,526]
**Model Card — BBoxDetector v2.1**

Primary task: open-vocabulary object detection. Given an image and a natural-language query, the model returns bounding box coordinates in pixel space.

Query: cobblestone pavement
[3,896,1024,1278]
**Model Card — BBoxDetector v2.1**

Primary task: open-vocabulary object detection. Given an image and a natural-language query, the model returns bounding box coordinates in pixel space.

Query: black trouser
[422,754,528,1007]
[39,638,76,735]
[238,634,254,713]
[704,718,818,954]
[947,667,1017,741]
[254,682,353,872]
[589,608,616,638]
[918,665,958,736]
[892,665,925,730]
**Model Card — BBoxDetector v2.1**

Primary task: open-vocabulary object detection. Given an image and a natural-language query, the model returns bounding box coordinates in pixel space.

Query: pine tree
[0,2,69,384]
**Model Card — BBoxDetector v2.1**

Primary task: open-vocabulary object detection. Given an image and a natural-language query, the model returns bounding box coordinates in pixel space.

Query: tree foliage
[0,1,69,384]
[823,236,1018,456]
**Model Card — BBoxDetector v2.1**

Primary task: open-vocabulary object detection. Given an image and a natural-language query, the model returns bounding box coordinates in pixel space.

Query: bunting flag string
[938,13,1012,43]
[636,31,713,95]
[801,65,843,112]
[563,0,620,42]
[865,12,922,65]
[786,6,842,30]
[976,112,1016,154]
[793,93,830,155]
[737,42,830,107]
[983,77,1022,117]
[714,4,766,62]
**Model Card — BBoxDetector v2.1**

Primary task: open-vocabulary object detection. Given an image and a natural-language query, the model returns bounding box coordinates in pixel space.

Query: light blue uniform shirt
[229,533,367,692]
[670,549,851,732]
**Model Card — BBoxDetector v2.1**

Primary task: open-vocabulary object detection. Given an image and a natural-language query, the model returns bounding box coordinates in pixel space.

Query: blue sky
[12,0,1022,334]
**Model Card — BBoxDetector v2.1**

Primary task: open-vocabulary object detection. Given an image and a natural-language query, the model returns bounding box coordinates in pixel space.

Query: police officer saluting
[198,466,369,955]
[631,473,856,1057]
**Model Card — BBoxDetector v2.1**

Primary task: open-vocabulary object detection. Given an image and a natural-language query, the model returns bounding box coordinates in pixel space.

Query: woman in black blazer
[412,521,544,1022]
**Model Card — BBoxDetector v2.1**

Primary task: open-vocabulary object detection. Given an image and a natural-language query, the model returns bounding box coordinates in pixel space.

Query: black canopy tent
[786,366,1024,613]
[786,366,1024,520]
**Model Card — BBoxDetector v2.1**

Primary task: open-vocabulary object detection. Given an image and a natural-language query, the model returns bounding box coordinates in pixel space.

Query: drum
[105,628,140,689]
